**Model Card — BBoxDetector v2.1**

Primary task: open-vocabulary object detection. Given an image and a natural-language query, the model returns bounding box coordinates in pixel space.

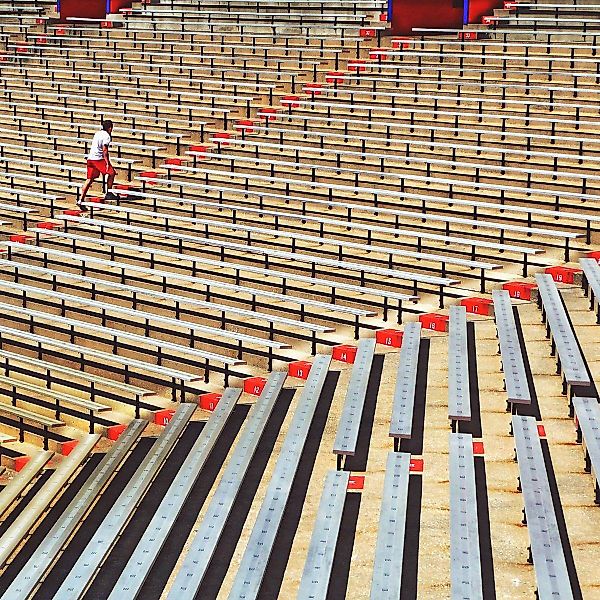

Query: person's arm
[102,144,111,168]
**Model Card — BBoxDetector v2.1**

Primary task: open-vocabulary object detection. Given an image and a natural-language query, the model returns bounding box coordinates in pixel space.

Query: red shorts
[86,159,116,180]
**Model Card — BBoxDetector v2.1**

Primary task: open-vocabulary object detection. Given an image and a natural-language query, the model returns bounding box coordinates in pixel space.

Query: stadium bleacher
[0,0,596,597]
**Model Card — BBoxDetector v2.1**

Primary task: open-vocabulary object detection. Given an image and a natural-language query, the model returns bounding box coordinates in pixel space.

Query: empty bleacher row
[0,271,594,597]
[0,0,596,596]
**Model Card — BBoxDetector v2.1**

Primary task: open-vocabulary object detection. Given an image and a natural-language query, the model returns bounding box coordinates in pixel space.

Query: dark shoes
[104,192,119,202]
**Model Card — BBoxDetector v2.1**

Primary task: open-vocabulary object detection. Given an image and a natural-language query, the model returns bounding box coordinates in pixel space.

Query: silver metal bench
[0,434,99,568]
[389,322,421,450]
[296,469,350,600]
[512,415,574,600]
[333,338,376,469]
[535,273,591,408]
[108,390,240,599]
[450,433,482,600]
[580,258,600,324]
[492,290,531,410]
[370,451,411,600]
[448,306,471,432]
[0,449,53,520]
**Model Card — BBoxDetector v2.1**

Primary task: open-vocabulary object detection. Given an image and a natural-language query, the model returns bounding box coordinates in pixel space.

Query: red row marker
[349,59,368,72]
[189,145,210,160]
[409,458,424,473]
[472,441,485,456]
[482,15,494,24]
[459,31,478,41]
[544,266,581,285]
[502,281,537,301]
[303,84,323,95]
[369,48,388,60]
[587,250,600,263]
[391,39,410,49]
[379,12,388,21]
[199,392,222,411]
[37,221,58,230]
[154,408,176,426]
[243,376,267,396]
[260,107,279,121]
[63,209,83,216]
[504,1,518,9]
[326,71,346,84]
[281,95,301,108]
[61,439,79,456]
[359,28,377,38]
[332,345,358,364]
[14,456,30,472]
[537,424,547,438]
[375,329,403,348]
[107,424,127,441]
[9,234,31,243]
[347,475,365,490]
[419,313,449,332]
[288,361,312,380]
[212,132,231,146]
[235,119,255,133]
[460,297,493,316]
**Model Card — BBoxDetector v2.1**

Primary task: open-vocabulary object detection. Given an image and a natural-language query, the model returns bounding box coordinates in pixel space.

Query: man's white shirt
[88,130,111,161]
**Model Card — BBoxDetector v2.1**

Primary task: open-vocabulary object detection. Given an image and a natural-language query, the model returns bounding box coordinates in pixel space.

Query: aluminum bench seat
[492,290,531,409]
[227,356,332,600]
[448,306,471,431]
[389,322,421,449]
[80,200,498,278]
[0,449,53,520]
[0,434,99,568]
[512,415,574,600]
[535,273,591,405]
[296,470,350,600]
[450,433,482,599]
[53,405,195,597]
[108,390,240,599]
[333,338,376,469]
[0,246,375,321]
[370,451,411,600]
[580,258,600,323]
